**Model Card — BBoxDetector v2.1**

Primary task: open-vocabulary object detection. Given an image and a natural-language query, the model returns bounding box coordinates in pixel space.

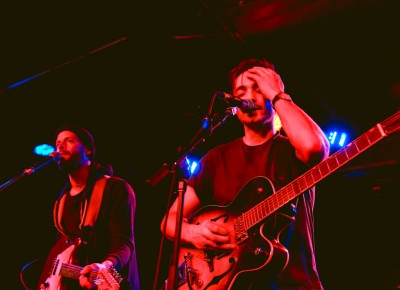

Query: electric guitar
[40,243,122,290]
[165,110,400,290]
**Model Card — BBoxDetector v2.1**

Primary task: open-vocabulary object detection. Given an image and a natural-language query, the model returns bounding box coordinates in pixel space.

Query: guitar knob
[195,278,203,287]
[254,247,263,255]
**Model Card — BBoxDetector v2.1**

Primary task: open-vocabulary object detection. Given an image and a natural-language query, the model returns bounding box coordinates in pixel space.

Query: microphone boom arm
[0,152,60,192]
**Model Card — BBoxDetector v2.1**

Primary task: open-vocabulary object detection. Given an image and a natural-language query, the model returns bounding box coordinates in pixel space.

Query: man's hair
[54,125,114,176]
[55,125,96,161]
[228,58,275,90]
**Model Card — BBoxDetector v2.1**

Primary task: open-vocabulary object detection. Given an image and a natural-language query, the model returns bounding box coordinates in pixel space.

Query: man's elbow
[160,216,166,234]
[300,140,330,167]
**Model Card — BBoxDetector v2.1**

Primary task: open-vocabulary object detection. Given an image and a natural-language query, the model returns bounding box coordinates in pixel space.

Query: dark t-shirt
[188,134,324,290]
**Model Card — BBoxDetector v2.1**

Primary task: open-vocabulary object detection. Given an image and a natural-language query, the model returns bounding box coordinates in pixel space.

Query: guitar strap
[53,175,110,241]
[82,175,109,228]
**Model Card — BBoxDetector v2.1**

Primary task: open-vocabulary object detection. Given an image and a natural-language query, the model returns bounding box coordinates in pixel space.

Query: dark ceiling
[1,1,400,289]
[1,0,399,180]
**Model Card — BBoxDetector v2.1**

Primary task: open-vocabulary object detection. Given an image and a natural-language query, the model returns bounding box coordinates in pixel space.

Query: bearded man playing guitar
[161,57,330,290]
[37,125,140,290]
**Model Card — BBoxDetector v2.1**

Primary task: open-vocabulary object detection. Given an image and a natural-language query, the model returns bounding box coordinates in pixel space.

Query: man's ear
[86,148,92,157]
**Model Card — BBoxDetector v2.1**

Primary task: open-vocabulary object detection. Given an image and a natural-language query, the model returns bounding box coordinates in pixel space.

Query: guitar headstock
[96,266,123,290]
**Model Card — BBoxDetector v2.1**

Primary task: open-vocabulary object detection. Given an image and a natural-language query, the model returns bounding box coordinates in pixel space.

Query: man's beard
[58,155,85,173]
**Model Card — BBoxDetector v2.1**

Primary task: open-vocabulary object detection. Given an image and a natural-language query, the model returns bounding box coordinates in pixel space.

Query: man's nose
[56,140,66,149]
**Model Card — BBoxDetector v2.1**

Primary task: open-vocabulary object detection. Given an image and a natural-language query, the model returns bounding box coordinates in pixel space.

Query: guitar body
[38,236,78,290]
[175,176,295,290]
[39,237,121,290]
[41,242,76,290]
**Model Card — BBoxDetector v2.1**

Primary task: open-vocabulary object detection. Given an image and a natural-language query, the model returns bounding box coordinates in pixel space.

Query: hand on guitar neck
[40,243,123,290]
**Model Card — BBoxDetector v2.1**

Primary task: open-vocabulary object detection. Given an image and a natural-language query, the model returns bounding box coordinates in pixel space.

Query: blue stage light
[326,130,349,151]
[34,144,56,156]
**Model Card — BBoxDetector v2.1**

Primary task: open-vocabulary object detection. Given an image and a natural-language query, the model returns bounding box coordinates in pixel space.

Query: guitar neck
[277,123,385,204]
[59,263,83,280]
[59,262,101,282]
[244,111,400,230]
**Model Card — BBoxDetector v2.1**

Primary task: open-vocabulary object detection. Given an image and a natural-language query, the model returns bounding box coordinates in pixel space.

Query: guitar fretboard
[59,263,83,279]
[55,261,99,281]
[241,109,400,230]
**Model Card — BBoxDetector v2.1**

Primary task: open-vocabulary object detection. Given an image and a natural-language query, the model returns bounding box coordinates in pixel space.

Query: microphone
[215,91,256,113]
[24,151,60,176]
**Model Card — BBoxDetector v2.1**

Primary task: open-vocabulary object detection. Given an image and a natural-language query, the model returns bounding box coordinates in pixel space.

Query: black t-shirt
[188,134,324,289]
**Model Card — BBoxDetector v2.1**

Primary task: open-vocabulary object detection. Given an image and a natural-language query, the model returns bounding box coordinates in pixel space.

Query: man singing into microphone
[37,125,140,290]
[161,57,329,289]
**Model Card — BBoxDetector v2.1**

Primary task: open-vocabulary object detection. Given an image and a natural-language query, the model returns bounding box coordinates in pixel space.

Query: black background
[1,1,399,289]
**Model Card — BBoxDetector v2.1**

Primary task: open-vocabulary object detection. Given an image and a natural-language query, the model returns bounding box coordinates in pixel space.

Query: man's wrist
[101,260,113,268]
[271,92,293,109]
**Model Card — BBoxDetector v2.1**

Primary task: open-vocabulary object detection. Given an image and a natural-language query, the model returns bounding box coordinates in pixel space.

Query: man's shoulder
[100,175,133,191]
[102,176,136,203]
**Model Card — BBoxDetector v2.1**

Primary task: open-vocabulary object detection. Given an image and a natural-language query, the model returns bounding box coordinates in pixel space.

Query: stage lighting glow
[274,114,282,131]
[183,157,199,177]
[34,144,56,156]
[327,130,348,149]
[190,161,198,174]
[338,133,347,147]
[328,131,337,144]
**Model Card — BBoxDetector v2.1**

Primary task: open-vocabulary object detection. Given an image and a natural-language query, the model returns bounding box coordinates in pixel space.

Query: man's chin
[58,161,80,173]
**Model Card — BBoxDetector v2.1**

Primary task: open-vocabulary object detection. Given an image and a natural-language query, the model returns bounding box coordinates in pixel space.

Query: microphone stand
[0,155,58,192]
[0,172,27,192]
[150,98,235,290]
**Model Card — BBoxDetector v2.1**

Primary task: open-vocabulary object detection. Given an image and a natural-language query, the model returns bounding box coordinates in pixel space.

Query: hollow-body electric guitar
[165,110,400,290]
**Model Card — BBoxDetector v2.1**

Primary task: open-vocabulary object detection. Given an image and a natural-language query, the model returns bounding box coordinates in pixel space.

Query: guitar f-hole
[210,213,229,223]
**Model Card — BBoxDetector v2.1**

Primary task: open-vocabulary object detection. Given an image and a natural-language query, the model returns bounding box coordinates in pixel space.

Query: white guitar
[41,244,122,290]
